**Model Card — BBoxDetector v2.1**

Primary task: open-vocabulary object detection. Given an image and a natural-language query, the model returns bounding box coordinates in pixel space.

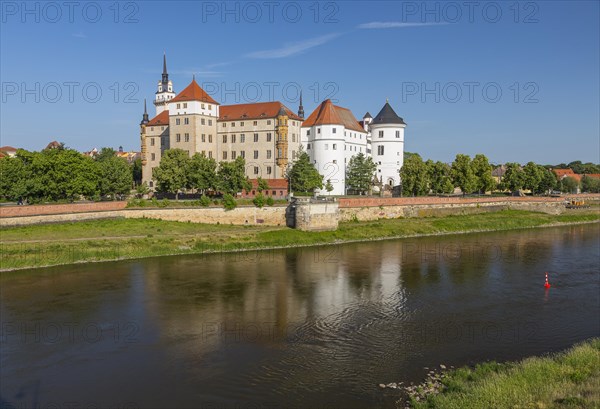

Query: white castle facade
[140,55,406,195]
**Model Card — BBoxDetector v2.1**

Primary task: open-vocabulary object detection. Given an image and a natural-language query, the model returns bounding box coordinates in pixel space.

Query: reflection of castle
[140,54,407,194]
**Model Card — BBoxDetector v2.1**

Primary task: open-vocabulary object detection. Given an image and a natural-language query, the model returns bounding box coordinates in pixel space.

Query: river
[1,224,599,409]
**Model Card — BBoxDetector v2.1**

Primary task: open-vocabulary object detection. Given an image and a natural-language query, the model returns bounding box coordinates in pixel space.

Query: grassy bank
[1,209,598,271]
[408,339,600,409]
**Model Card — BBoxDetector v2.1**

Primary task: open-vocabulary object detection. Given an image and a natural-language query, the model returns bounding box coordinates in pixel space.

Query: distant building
[45,141,62,150]
[0,146,18,157]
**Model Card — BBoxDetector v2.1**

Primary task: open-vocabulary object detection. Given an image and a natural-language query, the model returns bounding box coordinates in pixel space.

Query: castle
[140,55,406,196]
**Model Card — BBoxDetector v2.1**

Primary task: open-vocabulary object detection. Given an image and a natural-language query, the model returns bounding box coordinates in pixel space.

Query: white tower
[154,53,176,115]
[369,101,406,189]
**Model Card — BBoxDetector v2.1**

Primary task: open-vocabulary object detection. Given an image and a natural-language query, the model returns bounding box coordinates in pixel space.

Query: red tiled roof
[0,146,17,152]
[147,110,170,126]
[552,168,575,178]
[219,102,302,121]
[248,179,288,189]
[170,79,219,104]
[302,99,365,133]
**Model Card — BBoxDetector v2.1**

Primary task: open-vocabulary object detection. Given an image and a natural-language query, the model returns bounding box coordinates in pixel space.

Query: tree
[188,153,218,195]
[471,154,495,194]
[0,155,30,201]
[451,154,477,195]
[132,157,143,186]
[325,179,334,195]
[97,156,133,199]
[427,160,454,194]
[256,177,269,193]
[217,156,251,195]
[501,163,525,192]
[135,182,150,199]
[345,152,377,195]
[560,176,579,193]
[152,149,190,200]
[581,175,600,193]
[400,153,429,196]
[287,151,323,194]
[522,162,544,194]
[95,147,116,162]
[537,166,557,195]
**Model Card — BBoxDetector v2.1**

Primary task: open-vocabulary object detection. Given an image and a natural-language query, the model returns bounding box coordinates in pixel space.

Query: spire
[141,99,149,125]
[298,90,305,119]
[162,52,169,84]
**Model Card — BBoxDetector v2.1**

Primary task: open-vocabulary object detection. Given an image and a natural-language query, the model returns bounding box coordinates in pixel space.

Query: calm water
[1,224,599,409]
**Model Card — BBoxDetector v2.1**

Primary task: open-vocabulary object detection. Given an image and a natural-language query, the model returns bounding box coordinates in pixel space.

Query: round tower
[369,101,406,189]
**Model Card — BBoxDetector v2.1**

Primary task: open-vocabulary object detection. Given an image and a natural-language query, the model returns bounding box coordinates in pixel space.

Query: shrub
[222,194,237,210]
[266,196,274,206]
[199,195,211,207]
[157,199,170,208]
[253,193,265,208]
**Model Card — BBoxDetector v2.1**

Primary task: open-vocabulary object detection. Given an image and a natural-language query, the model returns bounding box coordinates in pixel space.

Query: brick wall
[0,202,128,218]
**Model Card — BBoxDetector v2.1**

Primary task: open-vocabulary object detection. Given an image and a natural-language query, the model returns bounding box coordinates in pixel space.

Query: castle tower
[369,100,406,189]
[298,90,305,119]
[140,99,149,166]
[276,106,289,175]
[154,52,176,115]
[362,112,372,132]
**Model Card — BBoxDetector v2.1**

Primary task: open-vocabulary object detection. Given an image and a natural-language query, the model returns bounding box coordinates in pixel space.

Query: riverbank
[401,338,600,409]
[1,209,598,271]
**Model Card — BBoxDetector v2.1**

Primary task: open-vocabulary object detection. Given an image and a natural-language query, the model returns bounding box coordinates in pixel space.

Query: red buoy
[544,272,551,289]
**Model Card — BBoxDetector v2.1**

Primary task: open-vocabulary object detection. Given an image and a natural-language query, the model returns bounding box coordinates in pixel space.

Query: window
[201,118,205,125]
[240,122,244,126]
[176,118,181,125]
[379,130,384,138]
[201,103,205,109]
[209,151,213,158]
[397,152,400,156]
[202,134,206,143]
[307,143,311,150]
[254,150,259,159]
[267,120,271,125]
[177,103,181,109]
[209,135,213,143]
[240,150,245,158]
[324,144,329,150]
[253,133,258,142]
[232,151,236,159]
[185,133,190,142]
[267,150,272,159]
[208,120,212,126]
[240,134,245,143]
[307,130,311,136]
[378,146,385,155]
[223,151,227,160]
[185,118,189,125]
[176,134,181,142]
[151,153,155,161]
[253,121,257,126]
[231,122,235,127]
[292,134,296,142]
[267,166,272,174]
[333,160,337,164]
[232,134,236,143]
[222,123,226,128]
[267,133,272,142]
[317,128,321,134]
[150,138,155,146]
[254,166,259,175]
[223,135,227,143]
[183,103,187,108]
[333,144,337,150]
[396,130,400,138]
[333,128,336,134]
[208,105,211,110]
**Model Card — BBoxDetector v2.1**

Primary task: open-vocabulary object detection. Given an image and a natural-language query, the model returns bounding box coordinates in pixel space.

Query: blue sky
[1,0,598,164]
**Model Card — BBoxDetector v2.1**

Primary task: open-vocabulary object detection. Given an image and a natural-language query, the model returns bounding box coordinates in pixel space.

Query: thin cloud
[72,32,87,38]
[245,33,341,59]
[357,22,448,29]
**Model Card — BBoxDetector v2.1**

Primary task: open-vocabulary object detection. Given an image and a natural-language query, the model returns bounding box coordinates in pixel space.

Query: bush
[253,193,265,208]
[222,194,237,210]
[157,199,170,208]
[266,196,274,206]
[199,195,211,207]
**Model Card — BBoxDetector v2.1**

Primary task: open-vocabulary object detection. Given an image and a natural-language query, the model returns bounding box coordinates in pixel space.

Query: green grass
[410,339,600,409]
[1,209,598,271]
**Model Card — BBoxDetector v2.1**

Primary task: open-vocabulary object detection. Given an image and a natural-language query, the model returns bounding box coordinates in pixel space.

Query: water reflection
[1,224,599,409]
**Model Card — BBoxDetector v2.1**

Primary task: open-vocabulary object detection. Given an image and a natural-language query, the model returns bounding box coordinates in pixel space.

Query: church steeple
[298,90,304,119]
[141,99,149,125]
[162,52,169,85]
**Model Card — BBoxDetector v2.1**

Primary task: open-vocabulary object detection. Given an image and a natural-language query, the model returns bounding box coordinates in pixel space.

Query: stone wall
[0,201,127,218]
[293,198,339,231]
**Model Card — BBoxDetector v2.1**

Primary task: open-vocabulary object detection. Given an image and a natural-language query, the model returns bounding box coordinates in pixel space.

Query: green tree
[472,154,495,194]
[537,166,557,195]
[427,160,454,194]
[287,151,323,194]
[95,147,116,162]
[581,175,600,193]
[97,156,133,199]
[217,156,251,195]
[400,153,429,196]
[451,154,477,194]
[135,182,150,199]
[0,156,30,201]
[345,152,377,195]
[256,177,269,193]
[152,149,190,200]
[188,153,218,194]
[325,179,334,194]
[132,157,143,186]
[560,176,579,193]
[50,149,99,202]
[522,162,544,194]
[501,163,525,192]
